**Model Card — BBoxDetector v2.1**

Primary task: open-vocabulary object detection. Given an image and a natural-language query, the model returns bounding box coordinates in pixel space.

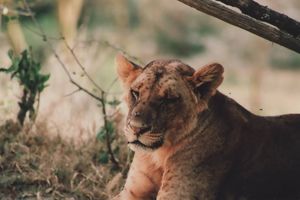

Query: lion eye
[161,95,181,104]
[131,89,139,101]
[166,96,180,103]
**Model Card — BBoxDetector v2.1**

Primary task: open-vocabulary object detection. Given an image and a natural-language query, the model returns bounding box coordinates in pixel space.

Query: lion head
[116,54,223,151]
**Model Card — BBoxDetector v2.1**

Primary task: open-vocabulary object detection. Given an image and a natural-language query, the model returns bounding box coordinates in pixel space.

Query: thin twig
[20,15,135,96]
[64,88,82,97]
[22,24,62,41]
[70,79,103,102]
[100,91,120,168]
[106,77,119,94]
[22,0,121,168]
[77,39,144,66]
[62,38,105,93]
[22,0,104,102]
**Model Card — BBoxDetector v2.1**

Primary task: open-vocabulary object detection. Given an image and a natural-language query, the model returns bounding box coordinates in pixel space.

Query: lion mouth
[137,126,152,135]
[128,139,163,150]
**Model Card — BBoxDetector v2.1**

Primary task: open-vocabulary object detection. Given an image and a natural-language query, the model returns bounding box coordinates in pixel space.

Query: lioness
[113,54,300,200]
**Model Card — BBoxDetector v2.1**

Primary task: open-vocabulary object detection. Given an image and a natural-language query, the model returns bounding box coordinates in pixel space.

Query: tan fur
[116,54,142,89]
[113,55,300,200]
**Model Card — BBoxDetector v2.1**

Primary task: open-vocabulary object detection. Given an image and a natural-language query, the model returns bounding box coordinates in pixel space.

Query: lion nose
[133,111,141,117]
[129,118,147,129]
[130,125,142,136]
[128,121,151,136]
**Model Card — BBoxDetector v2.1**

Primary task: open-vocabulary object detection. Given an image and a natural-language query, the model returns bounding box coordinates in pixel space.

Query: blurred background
[0,0,300,138]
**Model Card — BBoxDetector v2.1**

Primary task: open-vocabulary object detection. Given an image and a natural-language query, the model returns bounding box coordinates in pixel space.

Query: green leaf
[7,61,19,73]
[96,121,115,141]
[40,74,50,84]
[113,146,120,154]
[37,85,45,92]
[0,55,20,75]
[108,99,121,106]
[96,127,106,142]
[7,49,14,59]
[106,121,115,135]
[99,151,109,164]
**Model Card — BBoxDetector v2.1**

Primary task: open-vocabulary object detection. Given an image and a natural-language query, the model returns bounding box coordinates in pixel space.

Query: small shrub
[0,49,50,126]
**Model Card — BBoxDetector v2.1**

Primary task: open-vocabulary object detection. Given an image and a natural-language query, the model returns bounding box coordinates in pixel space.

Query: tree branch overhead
[215,0,300,38]
[177,0,300,53]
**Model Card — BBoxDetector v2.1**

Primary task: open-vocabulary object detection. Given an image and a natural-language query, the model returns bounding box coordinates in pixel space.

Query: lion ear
[116,54,142,89]
[189,63,224,102]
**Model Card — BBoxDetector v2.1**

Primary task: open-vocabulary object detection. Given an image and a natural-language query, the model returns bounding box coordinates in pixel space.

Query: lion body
[114,55,300,200]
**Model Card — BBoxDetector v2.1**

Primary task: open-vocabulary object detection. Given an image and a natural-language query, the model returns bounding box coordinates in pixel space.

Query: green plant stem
[17,88,28,126]
[17,88,36,126]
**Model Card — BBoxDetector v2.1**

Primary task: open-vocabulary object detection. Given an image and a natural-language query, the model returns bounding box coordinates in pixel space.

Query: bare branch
[21,0,105,101]
[177,0,300,53]
[77,39,144,66]
[215,0,300,37]
[100,91,120,168]
[62,38,105,93]
[64,88,82,97]
[21,0,120,168]
[22,23,62,41]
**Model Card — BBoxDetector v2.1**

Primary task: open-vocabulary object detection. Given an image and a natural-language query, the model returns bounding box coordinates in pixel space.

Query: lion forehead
[160,77,179,90]
[129,60,194,102]
[132,70,181,94]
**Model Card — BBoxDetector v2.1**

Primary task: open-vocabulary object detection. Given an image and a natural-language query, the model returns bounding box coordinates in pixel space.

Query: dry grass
[0,120,128,200]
